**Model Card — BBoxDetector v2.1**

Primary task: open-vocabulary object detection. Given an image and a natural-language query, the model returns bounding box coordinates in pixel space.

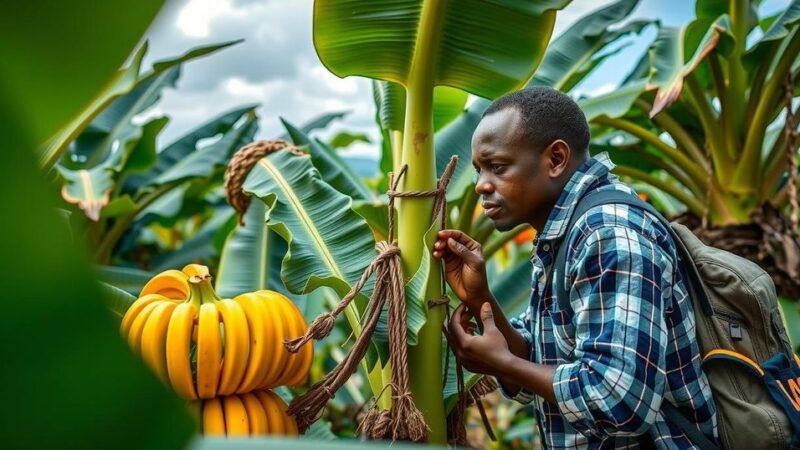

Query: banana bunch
[120,264,313,399]
[192,390,299,437]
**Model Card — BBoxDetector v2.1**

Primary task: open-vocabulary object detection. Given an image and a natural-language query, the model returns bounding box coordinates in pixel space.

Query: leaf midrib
[257,157,344,281]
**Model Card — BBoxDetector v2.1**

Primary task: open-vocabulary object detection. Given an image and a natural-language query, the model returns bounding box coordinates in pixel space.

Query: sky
[138,0,789,159]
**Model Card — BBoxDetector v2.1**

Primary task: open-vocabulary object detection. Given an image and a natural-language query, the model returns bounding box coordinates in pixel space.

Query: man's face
[471,107,549,232]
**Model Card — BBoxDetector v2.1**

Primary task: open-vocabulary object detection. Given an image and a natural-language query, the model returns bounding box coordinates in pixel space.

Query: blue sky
[139,0,790,158]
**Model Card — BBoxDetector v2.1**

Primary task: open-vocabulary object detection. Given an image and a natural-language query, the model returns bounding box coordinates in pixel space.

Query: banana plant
[238,0,573,442]
[580,0,800,297]
[52,41,260,265]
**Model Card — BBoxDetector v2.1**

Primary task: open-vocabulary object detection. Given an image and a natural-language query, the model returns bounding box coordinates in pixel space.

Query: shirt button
[542,243,550,251]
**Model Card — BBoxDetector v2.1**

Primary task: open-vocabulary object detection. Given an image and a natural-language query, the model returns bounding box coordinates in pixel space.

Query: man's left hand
[448,302,513,377]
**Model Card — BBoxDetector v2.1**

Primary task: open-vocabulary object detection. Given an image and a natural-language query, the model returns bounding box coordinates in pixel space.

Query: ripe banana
[256,292,287,390]
[222,395,250,436]
[140,301,178,384]
[216,299,250,396]
[235,293,273,393]
[126,302,160,354]
[140,269,189,299]
[255,390,285,435]
[241,392,268,435]
[202,397,226,436]
[281,296,313,387]
[166,302,197,400]
[271,294,302,387]
[120,293,168,337]
[196,302,222,399]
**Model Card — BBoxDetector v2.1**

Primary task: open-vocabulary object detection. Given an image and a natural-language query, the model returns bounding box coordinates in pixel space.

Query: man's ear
[545,139,571,178]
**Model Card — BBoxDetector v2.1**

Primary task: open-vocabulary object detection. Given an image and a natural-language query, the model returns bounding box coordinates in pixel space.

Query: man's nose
[475,178,494,195]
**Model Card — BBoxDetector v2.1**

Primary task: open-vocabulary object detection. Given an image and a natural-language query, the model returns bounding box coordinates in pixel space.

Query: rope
[285,156,459,442]
[785,74,799,231]
[224,139,305,225]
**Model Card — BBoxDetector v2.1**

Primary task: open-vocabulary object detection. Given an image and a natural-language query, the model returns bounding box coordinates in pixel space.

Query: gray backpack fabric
[553,190,798,450]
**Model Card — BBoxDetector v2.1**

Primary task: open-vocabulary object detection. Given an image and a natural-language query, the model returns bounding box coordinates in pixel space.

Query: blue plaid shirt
[497,153,717,449]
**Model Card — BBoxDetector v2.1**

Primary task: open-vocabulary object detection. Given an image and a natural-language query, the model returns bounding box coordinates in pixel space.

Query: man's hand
[432,229,490,311]
[448,303,513,377]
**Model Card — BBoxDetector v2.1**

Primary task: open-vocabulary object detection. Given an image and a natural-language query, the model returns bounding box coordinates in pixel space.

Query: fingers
[437,229,480,251]
[449,304,472,342]
[479,302,497,331]
[433,229,481,259]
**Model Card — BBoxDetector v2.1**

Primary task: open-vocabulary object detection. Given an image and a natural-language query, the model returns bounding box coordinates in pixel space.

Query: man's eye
[490,164,505,173]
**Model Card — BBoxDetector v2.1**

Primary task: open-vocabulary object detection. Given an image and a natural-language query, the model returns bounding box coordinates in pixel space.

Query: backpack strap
[549,189,718,450]
[551,189,713,316]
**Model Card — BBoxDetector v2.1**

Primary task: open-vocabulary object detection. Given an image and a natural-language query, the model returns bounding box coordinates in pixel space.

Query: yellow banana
[140,301,178,384]
[255,390,285,435]
[256,293,287,390]
[222,395,250,436]
[271,294,302,387]
[235,293,273,393]
[202,398,226,436]
[216,299,250,396]
[166,302,197,400]
[284,409,299,437]
[241,392,268,435]
[140,269,189,299]
[281,297,313,387]
[126,302,160,354]
[120,294,167,337]
[197,302,222,398]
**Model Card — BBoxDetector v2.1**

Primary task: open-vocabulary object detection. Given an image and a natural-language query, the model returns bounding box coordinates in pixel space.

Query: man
[432,87,717,449]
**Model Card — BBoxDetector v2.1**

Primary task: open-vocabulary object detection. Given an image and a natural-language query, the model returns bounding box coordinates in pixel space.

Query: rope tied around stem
[285,156,459,441]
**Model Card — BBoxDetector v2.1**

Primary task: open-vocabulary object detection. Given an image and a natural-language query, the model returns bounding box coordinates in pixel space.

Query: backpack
[552,189,800,450]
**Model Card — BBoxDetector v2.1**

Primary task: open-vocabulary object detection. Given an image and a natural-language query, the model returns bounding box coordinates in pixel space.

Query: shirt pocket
[549,307,577,359]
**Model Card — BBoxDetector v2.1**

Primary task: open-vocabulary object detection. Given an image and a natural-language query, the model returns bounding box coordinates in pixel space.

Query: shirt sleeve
[551,226,670,438]
[496,306,537,404]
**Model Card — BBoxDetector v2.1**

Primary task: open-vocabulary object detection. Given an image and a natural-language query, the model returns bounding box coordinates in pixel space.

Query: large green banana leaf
[314,0,568,98]
[743,0,800,69]
[241,149,388,369]
[242,149,375,300]
[435,0,646,202]
[1,0,196,448]
[41,40,239,170]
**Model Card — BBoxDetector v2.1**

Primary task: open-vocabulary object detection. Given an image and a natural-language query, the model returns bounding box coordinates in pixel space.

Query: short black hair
[482,87,590,157]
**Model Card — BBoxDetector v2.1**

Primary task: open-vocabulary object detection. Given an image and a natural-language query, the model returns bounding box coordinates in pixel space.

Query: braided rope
[224,139,304,225]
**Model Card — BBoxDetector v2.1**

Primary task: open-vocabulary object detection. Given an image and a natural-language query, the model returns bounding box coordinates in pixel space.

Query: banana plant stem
[400,0,447,442]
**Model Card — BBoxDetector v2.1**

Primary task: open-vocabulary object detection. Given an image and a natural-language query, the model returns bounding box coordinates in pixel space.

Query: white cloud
[176,0,235,37]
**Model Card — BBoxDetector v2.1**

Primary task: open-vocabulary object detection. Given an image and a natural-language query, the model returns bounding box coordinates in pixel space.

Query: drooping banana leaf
[578,79,650,121]
[328,131,371,149]
[41,40,240,170]
[281,118,374,201]
[743,0,800,70]
[151,110,259,186]
[646,17,733,117]
[100,281,138,318]
[58,116,169,221]
[124,104,258,190]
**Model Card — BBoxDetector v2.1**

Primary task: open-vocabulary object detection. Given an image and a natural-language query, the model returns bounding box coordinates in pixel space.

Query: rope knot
[284,312,335,353]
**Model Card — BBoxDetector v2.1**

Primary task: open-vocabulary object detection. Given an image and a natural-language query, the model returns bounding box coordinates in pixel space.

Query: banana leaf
[96,265,154,296]
[281,118,374,201]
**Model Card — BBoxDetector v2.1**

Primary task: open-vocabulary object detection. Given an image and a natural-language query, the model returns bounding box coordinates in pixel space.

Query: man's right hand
[432,229,490,312]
